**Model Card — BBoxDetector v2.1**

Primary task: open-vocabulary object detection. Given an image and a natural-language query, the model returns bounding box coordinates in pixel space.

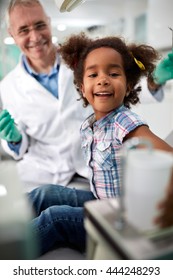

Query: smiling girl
[25,34,173,256]
[59,33,173,199]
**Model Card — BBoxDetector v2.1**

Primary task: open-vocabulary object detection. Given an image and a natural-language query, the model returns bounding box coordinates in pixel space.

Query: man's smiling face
[9,3,52,62]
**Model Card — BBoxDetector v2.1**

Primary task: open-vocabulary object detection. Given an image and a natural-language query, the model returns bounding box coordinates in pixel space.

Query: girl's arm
[125,125,173,153]
[154,171,173,228]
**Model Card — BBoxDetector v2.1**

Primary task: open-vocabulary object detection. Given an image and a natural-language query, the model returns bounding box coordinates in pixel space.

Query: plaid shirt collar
[81,104,124,131]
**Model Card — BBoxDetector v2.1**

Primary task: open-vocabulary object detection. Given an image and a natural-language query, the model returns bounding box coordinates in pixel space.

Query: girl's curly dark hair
[59,33,160,108]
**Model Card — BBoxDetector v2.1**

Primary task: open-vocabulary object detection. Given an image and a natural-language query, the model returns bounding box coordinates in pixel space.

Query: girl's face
[81,47,128,120]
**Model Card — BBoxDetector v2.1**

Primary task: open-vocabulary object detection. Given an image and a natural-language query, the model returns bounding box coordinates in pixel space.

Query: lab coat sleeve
[1,131,29,160]
[139,77,164,104]
[8,141,21,155]
[149,87,164,102]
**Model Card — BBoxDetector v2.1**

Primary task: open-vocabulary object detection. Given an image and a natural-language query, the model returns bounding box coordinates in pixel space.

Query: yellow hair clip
[131,52,145,70]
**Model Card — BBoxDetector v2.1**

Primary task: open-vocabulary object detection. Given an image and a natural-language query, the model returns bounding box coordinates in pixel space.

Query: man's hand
[154,52,173,85]
[0,109,22,143]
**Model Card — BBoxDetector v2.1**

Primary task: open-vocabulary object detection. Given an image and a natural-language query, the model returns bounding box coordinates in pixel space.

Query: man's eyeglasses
[16,20,49,37]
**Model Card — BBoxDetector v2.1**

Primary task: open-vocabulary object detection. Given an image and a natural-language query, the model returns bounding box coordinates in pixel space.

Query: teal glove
[154,52,173,85]
[0,109,22,143]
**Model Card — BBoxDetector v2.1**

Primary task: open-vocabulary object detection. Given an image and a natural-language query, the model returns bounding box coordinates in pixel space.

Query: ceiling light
[57,24,67,31]
[55,0,86,12]
[0,185,7,196]
[4,37,15,45]
[52,36,58,44]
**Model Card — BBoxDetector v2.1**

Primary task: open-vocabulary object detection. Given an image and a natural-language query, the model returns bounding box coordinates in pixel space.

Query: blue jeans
[28,184,96,255]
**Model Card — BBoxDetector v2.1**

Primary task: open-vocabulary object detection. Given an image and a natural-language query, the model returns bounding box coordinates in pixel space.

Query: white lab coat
[0,55,93,187]
[137,78,164,104]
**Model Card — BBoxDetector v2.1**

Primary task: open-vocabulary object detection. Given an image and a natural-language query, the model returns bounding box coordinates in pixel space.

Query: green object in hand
[0,109,22,143]
[154,52,173,85]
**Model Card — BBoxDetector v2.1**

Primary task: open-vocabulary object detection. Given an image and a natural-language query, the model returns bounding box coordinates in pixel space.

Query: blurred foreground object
[0,160,38,259]
[55,0,86,12]
[85,199,173,260]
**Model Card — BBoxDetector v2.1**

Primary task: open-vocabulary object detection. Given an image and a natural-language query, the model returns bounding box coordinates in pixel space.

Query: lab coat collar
[21,52,60,76]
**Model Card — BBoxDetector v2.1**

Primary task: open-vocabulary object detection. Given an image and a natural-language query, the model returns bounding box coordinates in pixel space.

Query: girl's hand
[154,170,173,228]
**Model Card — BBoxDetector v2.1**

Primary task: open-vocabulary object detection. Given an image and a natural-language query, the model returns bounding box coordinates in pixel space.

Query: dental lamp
[55,0,86,12]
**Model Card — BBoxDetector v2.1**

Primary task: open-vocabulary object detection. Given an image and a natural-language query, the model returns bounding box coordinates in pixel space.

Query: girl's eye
[110,72,119,77]
[88,73,97,78]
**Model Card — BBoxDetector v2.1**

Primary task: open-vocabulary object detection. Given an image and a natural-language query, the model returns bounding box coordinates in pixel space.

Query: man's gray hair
[6,0,43,27]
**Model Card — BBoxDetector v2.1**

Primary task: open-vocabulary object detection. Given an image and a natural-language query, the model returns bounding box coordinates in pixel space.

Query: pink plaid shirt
[80,105,148,199]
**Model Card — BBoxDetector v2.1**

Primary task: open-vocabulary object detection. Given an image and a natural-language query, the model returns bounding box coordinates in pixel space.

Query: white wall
[147,0,173,50]
[123,0,148,42]
[132,81,173,140]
